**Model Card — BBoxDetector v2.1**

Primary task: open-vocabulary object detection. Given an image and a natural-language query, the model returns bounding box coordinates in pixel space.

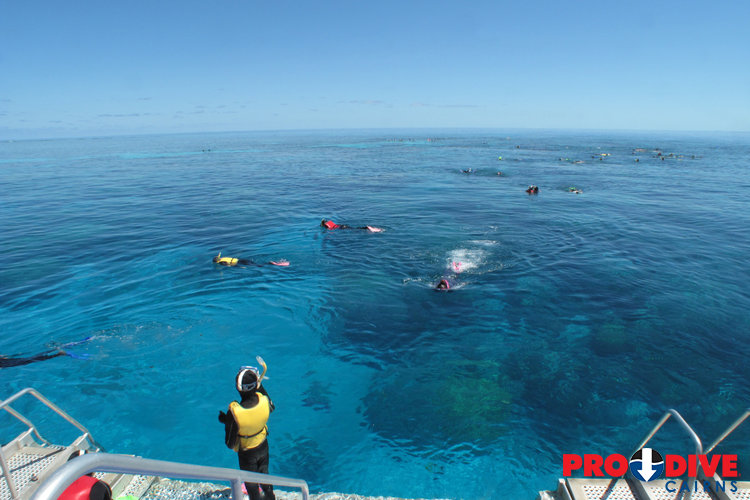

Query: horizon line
[2,125,749,143]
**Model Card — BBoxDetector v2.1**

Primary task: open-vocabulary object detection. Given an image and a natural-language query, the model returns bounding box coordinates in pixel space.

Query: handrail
[29,453,310,500]
[2,392,53,446]
[0,387,105,452]
[705,408,750,455]
[630,409,702,500]
[1,387,106,500]
[630,412,671,455]
[631,409,703,457]
[0,450,19,499]
[3,405,54,446]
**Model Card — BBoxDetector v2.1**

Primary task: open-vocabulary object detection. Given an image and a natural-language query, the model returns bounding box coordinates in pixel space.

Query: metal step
[0,443,155,500]
[630,479,714,500]
[566,478,639,500]
[1,432,100,500]
[546,478,750,500]
[0,445,67,500]
[111,473,156,499]
[91,471,156,499]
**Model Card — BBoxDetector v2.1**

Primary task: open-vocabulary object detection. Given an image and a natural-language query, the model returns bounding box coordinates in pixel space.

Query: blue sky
[1,0,749,138]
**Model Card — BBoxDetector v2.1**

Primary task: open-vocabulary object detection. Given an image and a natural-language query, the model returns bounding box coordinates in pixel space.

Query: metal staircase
[1,388,309,500]
[538,409,750,500]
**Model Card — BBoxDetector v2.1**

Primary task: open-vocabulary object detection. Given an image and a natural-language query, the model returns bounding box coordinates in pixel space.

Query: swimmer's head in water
[236,366,260,393]
[321,219,328,227]
[436,279,450,290]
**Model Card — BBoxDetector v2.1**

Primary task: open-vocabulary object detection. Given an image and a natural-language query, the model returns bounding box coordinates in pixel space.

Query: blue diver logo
[630,448,664,482]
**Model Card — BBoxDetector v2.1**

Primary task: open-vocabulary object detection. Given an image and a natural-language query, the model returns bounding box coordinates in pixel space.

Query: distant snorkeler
[526,185,539,194]
[435,279,451,291]
[435,260,467,290]
[320,219,383,232]
[213,253,290,267]
[568,186,583,194]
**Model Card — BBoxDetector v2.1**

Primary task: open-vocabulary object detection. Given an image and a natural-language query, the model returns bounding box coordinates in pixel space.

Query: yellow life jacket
[229,396,270,451]
[216,256,239,266]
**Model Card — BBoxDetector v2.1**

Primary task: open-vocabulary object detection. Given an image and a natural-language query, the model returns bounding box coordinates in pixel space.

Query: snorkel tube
[236,356,269,392]
[256,355,268,388]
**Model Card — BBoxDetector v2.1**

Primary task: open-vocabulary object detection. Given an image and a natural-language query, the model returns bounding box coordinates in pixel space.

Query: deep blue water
[1,130,749,499]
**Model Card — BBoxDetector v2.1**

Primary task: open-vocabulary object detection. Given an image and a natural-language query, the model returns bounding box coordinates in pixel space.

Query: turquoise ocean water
[1,130,749,499]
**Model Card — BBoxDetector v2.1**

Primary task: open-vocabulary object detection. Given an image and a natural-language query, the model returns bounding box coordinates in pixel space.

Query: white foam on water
[468,239,498,247]
[447,248,485,273]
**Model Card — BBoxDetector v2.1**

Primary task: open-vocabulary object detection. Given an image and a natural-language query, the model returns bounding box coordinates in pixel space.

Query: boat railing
[0,387,105,452]
[1,387,105,499]
[28,452,310,500]
[631,409,703,456]
[704,408,750,455]
[629,409,702,499]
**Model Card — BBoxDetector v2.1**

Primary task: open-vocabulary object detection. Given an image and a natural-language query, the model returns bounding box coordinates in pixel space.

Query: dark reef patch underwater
[1,130,749,499]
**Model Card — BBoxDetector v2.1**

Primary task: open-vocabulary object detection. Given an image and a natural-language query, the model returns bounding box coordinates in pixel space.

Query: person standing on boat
[218,358,276,500]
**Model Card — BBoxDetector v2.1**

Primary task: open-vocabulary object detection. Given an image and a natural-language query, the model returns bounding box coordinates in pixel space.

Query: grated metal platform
[727,487,750,500]
[116,473,156,498]
[542,478,750,500]
[567,479,638,500]
[631,479,714,500]
[0,446,65,500]
[1,438,154,500]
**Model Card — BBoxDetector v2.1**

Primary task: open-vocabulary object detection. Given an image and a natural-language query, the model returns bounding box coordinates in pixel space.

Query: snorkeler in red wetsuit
[320,219,383,232]
[435,279,451,290]
[434,260,466,291]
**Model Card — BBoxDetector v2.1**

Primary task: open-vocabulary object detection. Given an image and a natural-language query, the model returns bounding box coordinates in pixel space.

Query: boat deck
[540,477,750,500]
[1,430,154,500]
[5,388,750,500]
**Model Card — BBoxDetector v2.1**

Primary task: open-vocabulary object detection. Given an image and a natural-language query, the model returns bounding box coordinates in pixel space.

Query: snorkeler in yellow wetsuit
[213,253,289,267]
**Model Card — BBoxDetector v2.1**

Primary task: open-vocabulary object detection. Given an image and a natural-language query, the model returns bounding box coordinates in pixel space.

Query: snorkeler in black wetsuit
[1,336,95,368]
[1,349,66,368]
[1,337,93,369]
